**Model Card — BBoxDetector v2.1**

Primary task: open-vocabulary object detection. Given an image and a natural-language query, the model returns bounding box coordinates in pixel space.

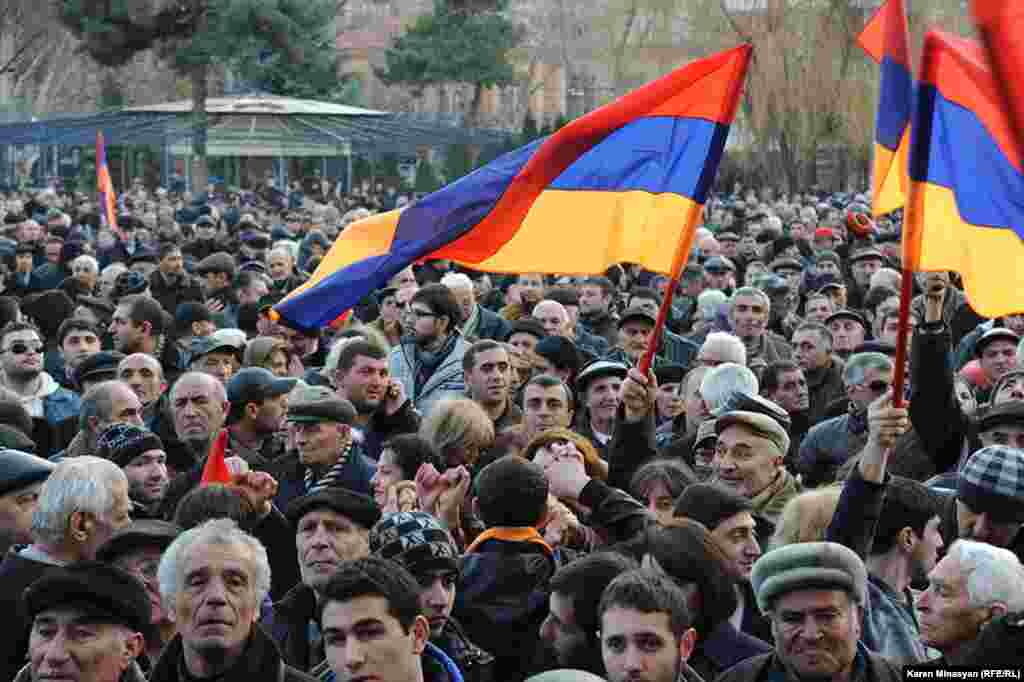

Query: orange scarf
[465,526,554,558]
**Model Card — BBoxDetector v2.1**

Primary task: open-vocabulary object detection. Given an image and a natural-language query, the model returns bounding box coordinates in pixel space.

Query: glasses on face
[4,342,43,355]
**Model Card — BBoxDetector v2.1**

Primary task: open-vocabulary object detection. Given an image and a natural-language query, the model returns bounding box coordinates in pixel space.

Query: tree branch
[0,28,46,75]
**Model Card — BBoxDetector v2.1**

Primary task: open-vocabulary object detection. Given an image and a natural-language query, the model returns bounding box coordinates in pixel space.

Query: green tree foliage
[56,0,344,188]
[443,144,473,184]
[414,158,440,194]
[377,0,523,125]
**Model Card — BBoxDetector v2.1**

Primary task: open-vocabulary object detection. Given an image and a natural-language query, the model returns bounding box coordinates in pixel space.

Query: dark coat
[690,620,772,682]
[434,616,497,682]
[0,549,57,682]
[150,626,315,682]
[805,358,846,428]
[713,645,902,682]
[578,310,619,349]
[356,398,422,461]
[272,583,321,672]
[267,445,377,513]
[476,305,513,342]
[454,535,557,682]
[148,270,204,316]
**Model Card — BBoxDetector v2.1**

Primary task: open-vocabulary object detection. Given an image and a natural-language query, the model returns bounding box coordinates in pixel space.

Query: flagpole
[638,208,702,375]
[891,167,925,408]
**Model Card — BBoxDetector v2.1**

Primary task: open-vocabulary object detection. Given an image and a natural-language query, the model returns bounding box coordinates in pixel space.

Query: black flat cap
[195,252,237,278]
[507,317,546,342]
[825,309,867,329]
[975,328,1021,358]
[0,449,54,496]
[654,364,687,386]
[23,561,152,634]
[285,487,381,530]
[286,385,356,424]
[96,520,181,563]
[73,351,126,390]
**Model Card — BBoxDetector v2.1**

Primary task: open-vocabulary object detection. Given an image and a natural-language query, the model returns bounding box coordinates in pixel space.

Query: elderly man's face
[171,375,226,444]
[828,319,865,355]
[115,547,169,625]
[175,541,261,666]
[804,297,833,324]
[293,421,346,468]
[449,285,475,322]
[296,509,369,593]
[533,303,569,337]
[29,609,143,682]
[119,355,163,406]
[770,590,861,679]
[712,424,783,498]
[916,553,993,654]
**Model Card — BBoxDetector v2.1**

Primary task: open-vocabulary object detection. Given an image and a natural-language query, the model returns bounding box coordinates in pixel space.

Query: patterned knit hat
[96,424,164,468]
[369,511,459,577]
[958,445,1024,523]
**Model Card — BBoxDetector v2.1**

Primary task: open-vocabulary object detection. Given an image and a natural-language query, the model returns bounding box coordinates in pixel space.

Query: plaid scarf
[303,439,354,494]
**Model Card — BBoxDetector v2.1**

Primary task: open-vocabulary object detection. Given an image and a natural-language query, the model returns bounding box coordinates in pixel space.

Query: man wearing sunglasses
[796,351,893,487]
[0,322,80,453]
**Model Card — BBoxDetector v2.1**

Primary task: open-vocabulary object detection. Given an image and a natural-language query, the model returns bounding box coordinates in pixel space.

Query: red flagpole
[638,209,701,374]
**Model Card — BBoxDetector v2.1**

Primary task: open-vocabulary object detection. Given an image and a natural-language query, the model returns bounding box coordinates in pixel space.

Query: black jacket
[0,549,57,682]
[150,626,315,682]
[149,270,204,317]
[272,583,322,672]
[475,305,513,342]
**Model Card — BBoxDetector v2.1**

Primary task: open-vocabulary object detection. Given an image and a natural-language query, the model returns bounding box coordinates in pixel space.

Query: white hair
[944,540,1024,612]
[31,457,127,546]
[271,241,299,260]
[701,362,759,414]
[158,518,271,614]
[101,262,128,279]
[71,255,99,274]
[267,246,294,262]
[440,272,473,292]
[764,215,783,232]
[697,290,728,321]
[701,331,747,367]
[800,206,818,223]
[533,300,568,322]
[843,352,893,386]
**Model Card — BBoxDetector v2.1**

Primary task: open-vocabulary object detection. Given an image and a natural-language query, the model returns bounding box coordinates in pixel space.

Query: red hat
[814,227,836,239]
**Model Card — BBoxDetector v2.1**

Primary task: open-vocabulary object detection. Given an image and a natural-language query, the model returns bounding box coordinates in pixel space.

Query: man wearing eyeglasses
[389,283,471,418]
[0,322,80,451]
[797,352,894,487]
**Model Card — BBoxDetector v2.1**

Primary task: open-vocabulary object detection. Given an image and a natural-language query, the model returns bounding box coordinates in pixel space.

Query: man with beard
[727,287,793,378]
[389,284,471,418]
[577,276,619,348]
[370,511,496,682]
[224,368,295,468]
[575,361,627,459]
[273,488,379,674]
[109,295,186,384]
[792,322,846,427]
[463,340,520,436]
[0,322,80,449]
[150,519,315,682]
[149,245,203,317]
[798,352,892,487]
[96,424,170,520]
[824,389,945,663]
[540,552,637,677]
[598,569,702,682]
[719,542,901,682]
[332,340,420,460]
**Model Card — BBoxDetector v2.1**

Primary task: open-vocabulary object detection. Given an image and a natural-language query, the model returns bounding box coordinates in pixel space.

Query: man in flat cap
[272,487,380,674]
[271,385,376,511]
[0,449,54,556]
[97,520,181,668]
[712,406,800,525]
[17,561,151,682]
[716,543,901,682]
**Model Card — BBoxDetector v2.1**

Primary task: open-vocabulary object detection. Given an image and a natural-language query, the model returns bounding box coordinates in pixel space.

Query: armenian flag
[858,0,913,217]
[275,45,752,331]
[95,131,121,237]
[906,30,1024,317]
[971,0,1024,152]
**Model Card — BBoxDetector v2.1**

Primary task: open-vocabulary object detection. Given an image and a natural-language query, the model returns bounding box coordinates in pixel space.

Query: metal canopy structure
[0,94,510,156]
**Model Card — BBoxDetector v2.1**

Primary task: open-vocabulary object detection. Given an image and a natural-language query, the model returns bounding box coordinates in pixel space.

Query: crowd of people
[0,178,1023,682]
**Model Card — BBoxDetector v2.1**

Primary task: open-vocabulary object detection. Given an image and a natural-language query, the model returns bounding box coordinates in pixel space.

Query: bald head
[170,371,228,447]
[533,300,570,337]
[118,353,163,406]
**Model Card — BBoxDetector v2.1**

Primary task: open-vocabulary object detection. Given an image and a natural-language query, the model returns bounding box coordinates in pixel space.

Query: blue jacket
[269,445,377,513]
[475,305,512,342]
